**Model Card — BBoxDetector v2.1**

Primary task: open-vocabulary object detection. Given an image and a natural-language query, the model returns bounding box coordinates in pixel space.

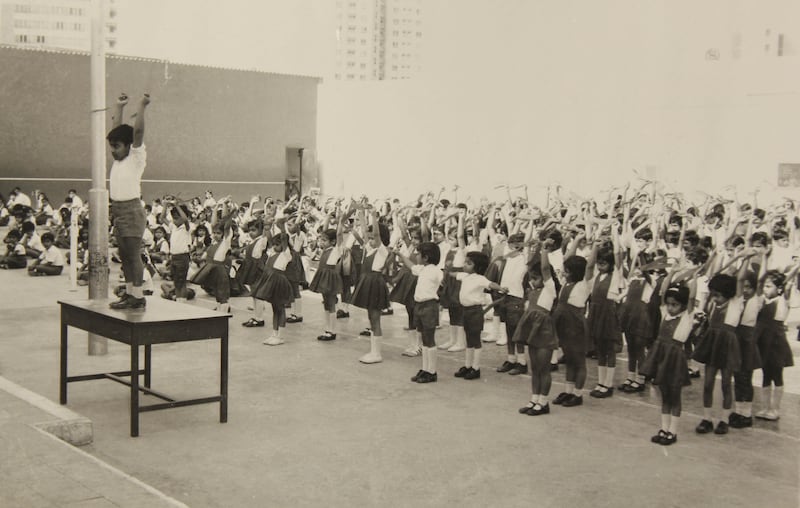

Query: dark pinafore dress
[512,284,557,349]
[553,282,588,353]
[351,247,390,310]
[251,251,295,306]
[755,298,794,370]
[692,302,742,372]
[236,237,264,287]
[735,297,761,373]
[640,314,691,388]
[586,273,623,353]
[618,278,654,348]
[438,250,462,309]
[309,247,343,296]
[389,247,419,307]
[189,241,230,301]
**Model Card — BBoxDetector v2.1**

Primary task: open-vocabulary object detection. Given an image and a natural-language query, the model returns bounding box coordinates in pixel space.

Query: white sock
[254,299,264,320]
[176,297,187,303]
[550,349,559,365]
[605,366,616,387]
[472,348,481,370]
[292,299,303,316]
[465,348,474,367]
[597,366,607,388]
[669,415,680,435]
[661,413,670,432]
[491,316,501,338]
[427,346,438,373]
[125,282,133,294]
[327,312,336,333]
[507,354,516,362]
[565,382,575,394]
[131,286,143,298]
[422,347,429,372]
[703,407,713,422]
[275,327,282,338]
[539,393,548,405]
[627,371,636,383]
[574,387,583,397]
[517,349,527,366]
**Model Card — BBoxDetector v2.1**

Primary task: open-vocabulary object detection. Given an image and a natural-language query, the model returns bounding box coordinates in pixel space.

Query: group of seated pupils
[1,182,797,446]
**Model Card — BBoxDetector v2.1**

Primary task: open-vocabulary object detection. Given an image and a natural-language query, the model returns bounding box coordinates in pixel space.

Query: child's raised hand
[117,93,129,106]
[141,93,151,106]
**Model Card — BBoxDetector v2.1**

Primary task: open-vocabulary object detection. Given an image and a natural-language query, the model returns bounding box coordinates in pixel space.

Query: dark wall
[0,46,319,203]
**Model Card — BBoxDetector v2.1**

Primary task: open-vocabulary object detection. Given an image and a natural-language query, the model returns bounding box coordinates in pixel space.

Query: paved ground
[0,261,798,507]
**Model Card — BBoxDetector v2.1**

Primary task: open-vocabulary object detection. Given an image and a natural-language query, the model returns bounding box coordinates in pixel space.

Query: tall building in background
[335,0,421,81]
[0,0,118,52]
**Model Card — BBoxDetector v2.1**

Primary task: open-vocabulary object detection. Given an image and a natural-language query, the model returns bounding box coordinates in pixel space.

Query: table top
[58,298,231,324]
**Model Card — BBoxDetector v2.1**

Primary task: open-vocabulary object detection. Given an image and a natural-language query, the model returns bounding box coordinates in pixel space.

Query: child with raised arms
[395,241,443,383]
[308,206,348,341]
[252,233,295,346]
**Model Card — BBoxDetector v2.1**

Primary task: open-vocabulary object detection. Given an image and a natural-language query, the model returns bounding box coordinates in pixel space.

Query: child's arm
[540,240,552,283]
[111,93,127,128]
[132,94,150,148]
[456,209,466,250]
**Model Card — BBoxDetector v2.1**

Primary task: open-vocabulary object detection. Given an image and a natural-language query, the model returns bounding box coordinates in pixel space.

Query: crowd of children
[1,179,798,445]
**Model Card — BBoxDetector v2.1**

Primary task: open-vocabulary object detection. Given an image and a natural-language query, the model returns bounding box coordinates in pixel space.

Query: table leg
[144,344,152,388]
[60,321,68,404]
[220,330,228,423]
[131,341,140,437]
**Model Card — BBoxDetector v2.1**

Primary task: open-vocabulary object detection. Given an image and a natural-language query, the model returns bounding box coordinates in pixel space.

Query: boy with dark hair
[107,92,151,310]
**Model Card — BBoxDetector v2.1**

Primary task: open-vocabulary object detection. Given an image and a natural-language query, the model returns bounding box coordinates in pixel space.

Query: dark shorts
[448,304,464,327]
[111,199,146,238]
[170,253,190,288]
[413,300,440,332]
[463,305,484,348]
[497,296,524,329]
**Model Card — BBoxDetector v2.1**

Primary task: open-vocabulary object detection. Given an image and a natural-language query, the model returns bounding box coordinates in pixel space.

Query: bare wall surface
[0,46,319,202]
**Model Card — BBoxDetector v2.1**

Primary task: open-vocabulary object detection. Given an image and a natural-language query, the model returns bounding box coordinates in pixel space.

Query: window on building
[16,34,28,43]
[347,74,355,79]
[36,35,46,43]
[107,39,116,49]
[107,24,116,33]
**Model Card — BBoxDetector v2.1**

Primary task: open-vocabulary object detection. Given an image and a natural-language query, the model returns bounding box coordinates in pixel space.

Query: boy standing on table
[107,92,151,309]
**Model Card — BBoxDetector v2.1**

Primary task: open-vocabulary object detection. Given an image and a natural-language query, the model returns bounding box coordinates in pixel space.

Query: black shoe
[242,318,265,327]
[528,403,550,416]
[618,379,634,392]
[411,369,425,382]
[590,385,613,398]
[286,314,303,323]
[651,430,668,444]
[729,415,753,429]
[728,412,743,425]
[317,332,337,341]
[659,432,677,446]
[454,366,470,378]
[110,295,146,310]
[714,421,729,435]
[550,363,559,372]
[381,308,394,316]
[416,371,437,383]
[336,310,350,319]
[586,350,598,360]
[463,368,481,380]
[359,328,372,336]
[695,419,714,434]
[509,363,528,376]
[519,402,535,414]
[562,394,583,407]
[557,355,566,364]
[496,361,516,373]
[688,369,701,379]
[552,392,571,405]
[109,293,132,309]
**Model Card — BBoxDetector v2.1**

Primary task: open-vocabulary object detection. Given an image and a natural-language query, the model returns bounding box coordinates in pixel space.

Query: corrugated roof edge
[0,44,323,82]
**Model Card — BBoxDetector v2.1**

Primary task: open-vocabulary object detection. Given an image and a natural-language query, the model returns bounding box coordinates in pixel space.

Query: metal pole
[88,0,108,355]
[298,148,304,197]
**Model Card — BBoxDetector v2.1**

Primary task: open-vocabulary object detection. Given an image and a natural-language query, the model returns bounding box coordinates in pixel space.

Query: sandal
[242,318,265,327]
[618,379,634,392]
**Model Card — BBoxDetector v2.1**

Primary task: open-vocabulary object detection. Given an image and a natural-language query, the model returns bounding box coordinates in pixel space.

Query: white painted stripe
[31,425,191,508]
[0,177,284,185]
[0,376,83,421]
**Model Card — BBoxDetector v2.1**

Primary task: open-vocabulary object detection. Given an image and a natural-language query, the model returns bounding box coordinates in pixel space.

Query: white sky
[112,0,800,203]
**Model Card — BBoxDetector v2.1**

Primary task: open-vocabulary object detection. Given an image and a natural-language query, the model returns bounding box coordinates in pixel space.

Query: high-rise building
[0,0,118,52]
[335,0,421,81]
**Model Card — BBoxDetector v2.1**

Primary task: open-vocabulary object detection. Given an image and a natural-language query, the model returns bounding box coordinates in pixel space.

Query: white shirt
[272,249,292,271]
[212,230,233,262]
[412,264,443,302]
[547,250,565,285]
[739,296,761,327]
[533,278,557,311]
[169,223,191,255]
[324,245,342,266]
[499,253,527,298]
[660,308,694,343]
[456,272,492,306]
[566,280,590,307]
[366,244,389,272]
[39,245,64,266]
[109,144,146,201]
[69,195,83,208]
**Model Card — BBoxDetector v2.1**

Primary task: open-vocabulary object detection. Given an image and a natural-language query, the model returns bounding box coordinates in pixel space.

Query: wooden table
[58,298,231,437]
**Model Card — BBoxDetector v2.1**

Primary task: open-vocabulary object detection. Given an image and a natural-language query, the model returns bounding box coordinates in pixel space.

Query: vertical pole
[68,205,79,291]
[89,0,109,355]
